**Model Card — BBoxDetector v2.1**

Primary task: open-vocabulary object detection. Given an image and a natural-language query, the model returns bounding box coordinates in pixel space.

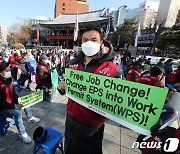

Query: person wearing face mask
[35,54,52,91]
[58,26,122,154]
[0,61,40,143]
[137,66,175,123]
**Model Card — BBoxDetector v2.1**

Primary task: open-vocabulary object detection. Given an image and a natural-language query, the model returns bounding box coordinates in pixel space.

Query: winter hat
[39,54,48,60]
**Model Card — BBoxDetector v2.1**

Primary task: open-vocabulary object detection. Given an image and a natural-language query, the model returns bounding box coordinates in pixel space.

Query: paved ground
[0,88,141,154]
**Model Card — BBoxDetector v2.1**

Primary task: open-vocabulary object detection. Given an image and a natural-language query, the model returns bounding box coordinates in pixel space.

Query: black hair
[82,26,103,40]
[0,61,9,72]
[159,58,165,62]
[138,58,145,63]
[131,63,144,71]
[14,53,18,57]
[167,58,173,63]
[150,66,164,76]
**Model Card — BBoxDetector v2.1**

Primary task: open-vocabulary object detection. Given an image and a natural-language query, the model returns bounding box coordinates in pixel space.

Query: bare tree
[8,18,35,46]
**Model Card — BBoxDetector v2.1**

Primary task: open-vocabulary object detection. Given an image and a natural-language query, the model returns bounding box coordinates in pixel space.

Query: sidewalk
[0,92,141,154]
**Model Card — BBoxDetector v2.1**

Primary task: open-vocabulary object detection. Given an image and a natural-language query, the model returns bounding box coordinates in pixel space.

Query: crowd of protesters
[0,47,76,144]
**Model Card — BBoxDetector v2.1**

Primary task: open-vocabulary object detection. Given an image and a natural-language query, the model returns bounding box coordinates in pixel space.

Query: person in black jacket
[0,62,40,143]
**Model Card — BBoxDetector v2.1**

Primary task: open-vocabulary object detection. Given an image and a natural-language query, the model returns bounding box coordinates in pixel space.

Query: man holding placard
[58,26,122,154]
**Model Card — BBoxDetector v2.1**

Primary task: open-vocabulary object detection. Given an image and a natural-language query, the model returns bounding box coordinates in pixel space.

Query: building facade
[54,0,90,18]
[41,9,110,49]
[107,6,128,28]
[125,8,138,20]
[115,6,128,26]
[136,1,159,29]
[176,10,180,24]
[156,0,180,27]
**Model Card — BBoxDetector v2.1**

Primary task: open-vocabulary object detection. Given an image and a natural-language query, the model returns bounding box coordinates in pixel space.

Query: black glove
[150,119,167,135]
[15,104,23,110]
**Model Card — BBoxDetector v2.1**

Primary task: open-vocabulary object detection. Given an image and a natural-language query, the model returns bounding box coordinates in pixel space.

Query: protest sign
[27,60,37,83]
[65,68,168,135]
[18,90,43,109]
[168,92,180,113]
[27,60,37,74]
[51,69,59,87]
[51,69,59,101]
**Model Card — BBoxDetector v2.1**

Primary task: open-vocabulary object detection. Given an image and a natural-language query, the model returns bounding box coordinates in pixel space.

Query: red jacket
[167,69,180,84]
[126,69,141,81]
[0,77,18,112]
[67,61,118,126]
[9,56,15,66]
[137,76,159,86]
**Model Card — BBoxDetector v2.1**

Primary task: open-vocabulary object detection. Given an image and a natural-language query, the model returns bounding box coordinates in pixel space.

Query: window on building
[63,8,65,11]
[63,3,65,6]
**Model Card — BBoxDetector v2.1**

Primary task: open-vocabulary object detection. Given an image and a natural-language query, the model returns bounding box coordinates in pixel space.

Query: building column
[49,39,52,46]
[77,39,80,47]
[66,39,68,49]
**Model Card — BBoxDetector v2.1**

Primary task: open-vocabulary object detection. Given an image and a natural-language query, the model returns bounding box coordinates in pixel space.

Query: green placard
[51,69,59,87]
[18,90,43,109]
[65,68,168,135]
[51,69,59,95]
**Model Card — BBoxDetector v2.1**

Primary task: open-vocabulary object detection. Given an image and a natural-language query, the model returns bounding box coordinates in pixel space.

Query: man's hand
[150,119,167,135]
[15,104,23,110]
[58,81,66,91]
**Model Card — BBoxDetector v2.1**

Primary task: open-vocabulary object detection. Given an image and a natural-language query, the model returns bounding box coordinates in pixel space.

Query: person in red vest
[58,26,121,154]
[10,53,21,78]
[0,61,40,143]
[167,65,180,92]
[126,64,144,82]
[167,65,180,85]
[35,54,52,90]
[137,66,174,123]
[8,51,16,66]
[137,66,165,87]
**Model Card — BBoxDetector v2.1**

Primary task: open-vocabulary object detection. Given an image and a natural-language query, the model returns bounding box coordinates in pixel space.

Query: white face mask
[4,71,11,79]
[45,59,51,64]
[81,41,100,56]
